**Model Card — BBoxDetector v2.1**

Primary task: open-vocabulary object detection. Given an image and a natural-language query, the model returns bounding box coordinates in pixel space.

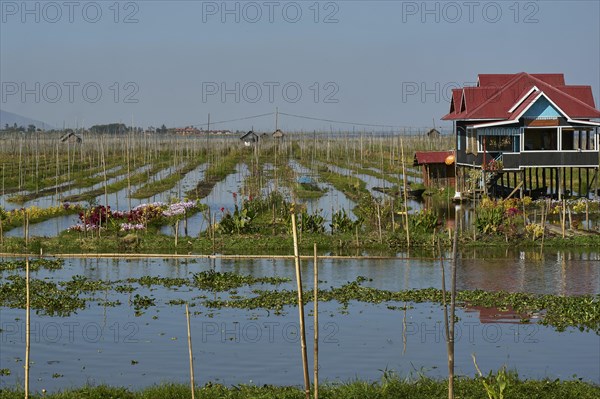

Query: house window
[483,135,514,151]
[561,128,597,150]
[523,128,558,151]
[467,128,478,155]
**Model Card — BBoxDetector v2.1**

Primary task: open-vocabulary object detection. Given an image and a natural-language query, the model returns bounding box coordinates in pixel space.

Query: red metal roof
[442,72,600,121]
[414,151,453,165]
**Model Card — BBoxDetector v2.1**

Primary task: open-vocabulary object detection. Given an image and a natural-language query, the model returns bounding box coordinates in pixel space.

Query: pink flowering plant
[68,200,202,234]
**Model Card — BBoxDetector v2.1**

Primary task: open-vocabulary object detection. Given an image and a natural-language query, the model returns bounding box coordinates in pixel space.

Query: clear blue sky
[1,0,599,132]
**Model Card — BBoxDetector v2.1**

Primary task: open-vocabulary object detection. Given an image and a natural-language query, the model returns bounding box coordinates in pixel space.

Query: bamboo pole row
[0,252,454,261]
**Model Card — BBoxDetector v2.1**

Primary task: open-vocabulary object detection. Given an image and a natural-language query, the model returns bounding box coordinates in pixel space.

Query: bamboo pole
[25,257,31,399]
[400,139,410,247]
[185,303,196,399]
[291,209,311,399]
[313,243,319,399]
[540,200,547,252]
[447,216,459,399]
[585,200,589,231]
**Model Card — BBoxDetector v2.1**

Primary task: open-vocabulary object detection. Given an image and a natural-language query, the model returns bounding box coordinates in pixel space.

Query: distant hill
[0,109,54,130]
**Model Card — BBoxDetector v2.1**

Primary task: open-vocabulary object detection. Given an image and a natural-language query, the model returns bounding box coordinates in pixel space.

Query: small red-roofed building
[414,151,455,188]
[442,73,600,199]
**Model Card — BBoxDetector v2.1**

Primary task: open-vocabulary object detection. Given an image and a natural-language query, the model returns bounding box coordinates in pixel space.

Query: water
[161,163,250,237]
[288,160,357,222]
[0,250,598,392]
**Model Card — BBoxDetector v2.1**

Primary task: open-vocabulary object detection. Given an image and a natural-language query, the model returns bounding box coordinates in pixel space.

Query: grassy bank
[0,376,598,399]
[1,228,600,257]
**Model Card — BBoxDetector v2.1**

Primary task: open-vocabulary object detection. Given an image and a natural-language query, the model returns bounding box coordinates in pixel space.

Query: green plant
[331,209,362,234]
[472,354,509,399]
[409,209,438,233]
[217,194,257,234]
[299,209,325,233]
[475,207,505,234]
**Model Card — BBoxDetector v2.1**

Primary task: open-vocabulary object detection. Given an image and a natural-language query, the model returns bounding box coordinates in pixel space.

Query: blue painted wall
[523,96,563,118]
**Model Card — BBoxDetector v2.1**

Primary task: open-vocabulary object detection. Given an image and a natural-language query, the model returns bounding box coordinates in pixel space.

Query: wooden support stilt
[586,168,590,198]
[569,168,573,197]
[528,168,533,193]
[562,168,567,198]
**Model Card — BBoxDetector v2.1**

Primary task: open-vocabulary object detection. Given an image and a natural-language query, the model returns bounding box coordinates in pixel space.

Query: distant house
[442,73,600,198]
[174,127,201,135]
[60,131,82,144]
[272,129,284,139]
[413,151,455,187]
[426,128,441,139]
[240,130,259,146]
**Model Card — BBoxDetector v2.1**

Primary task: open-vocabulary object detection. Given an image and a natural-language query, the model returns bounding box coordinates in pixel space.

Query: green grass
[0,376,598,398]
[62,159,173,203]
[130,157,206,199]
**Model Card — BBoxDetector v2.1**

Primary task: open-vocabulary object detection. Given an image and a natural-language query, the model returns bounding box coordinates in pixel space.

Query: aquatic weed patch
[0,258,63,272]
[0,276,86,316]
[202,278,600,333]
[192,270,290,292]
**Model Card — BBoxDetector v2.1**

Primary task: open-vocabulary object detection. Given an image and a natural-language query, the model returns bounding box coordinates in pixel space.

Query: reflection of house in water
[464,305,534,324]
[443,73,600,199]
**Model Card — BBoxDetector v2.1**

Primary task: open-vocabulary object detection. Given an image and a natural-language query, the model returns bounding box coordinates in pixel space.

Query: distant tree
[27,124,36,132]
[159,124,167,134]
[90,123,127,134]
[4,124,8,130]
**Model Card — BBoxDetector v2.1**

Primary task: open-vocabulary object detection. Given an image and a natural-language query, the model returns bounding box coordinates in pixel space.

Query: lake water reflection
[0,249,598,392]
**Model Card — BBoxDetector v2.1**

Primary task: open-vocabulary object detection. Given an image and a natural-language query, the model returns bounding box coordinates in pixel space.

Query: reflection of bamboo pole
[25,257,31,399]
[376,202,382,243]
[402,301,408,355]
[313,243,319,399]
[291,209,310,399]
[439,240,450,348]
[561,199,566,238]
[186,303,196,399]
